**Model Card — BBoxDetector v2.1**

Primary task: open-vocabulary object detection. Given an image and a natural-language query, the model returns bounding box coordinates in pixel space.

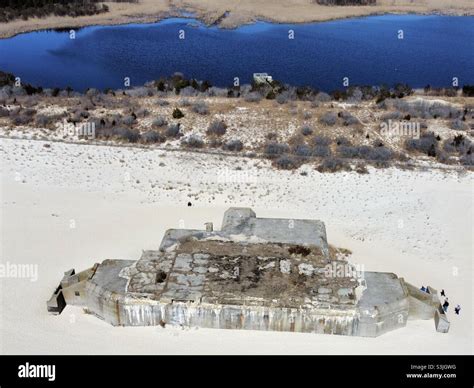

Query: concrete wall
[405,282,437,320]
[93,294,360,335]
[356,272,410,337]
[159,208,330,257]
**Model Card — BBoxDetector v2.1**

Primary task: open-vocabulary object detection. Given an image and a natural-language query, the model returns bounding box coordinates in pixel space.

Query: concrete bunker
[47,208,449,336]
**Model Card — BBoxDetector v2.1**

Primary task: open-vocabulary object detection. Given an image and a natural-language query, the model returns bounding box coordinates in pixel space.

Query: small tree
[172,108,184,119]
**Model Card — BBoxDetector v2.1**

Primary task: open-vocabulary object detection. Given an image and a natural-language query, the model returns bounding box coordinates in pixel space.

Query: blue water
[0,15,472,91]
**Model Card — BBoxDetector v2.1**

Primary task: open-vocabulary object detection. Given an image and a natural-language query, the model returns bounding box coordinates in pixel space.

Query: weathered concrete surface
[159,208,330,258]
[434,305,450,333]
[47,208,448,336]
[405,282,438,320]
[357,272,409,337]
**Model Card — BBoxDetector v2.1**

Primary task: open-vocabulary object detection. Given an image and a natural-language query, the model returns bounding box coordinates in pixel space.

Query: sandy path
[0,0,473,39]
[0,137,472,354]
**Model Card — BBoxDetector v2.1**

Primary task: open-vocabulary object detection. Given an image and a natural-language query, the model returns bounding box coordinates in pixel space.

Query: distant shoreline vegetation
[1,70,473,101]
[0,0,137,23]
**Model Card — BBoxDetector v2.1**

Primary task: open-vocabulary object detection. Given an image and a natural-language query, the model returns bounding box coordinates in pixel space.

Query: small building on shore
[253,73,273,85]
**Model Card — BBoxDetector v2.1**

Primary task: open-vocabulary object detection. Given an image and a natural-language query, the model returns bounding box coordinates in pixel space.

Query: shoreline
[0,1,473,39]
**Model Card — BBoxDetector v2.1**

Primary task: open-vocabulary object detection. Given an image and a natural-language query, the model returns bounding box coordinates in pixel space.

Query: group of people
[420,287,461,315]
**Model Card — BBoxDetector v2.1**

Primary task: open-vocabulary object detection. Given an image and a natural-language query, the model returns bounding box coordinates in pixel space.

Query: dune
[0,136,471,354]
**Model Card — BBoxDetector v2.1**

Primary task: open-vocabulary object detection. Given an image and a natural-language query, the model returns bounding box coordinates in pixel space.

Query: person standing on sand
[441,289,445,297]
[442,298,449,313]
[454,305,461,315]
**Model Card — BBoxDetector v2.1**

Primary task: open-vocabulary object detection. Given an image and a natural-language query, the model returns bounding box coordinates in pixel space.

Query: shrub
[22,108,37,117]
[266,90,276,100]
[355,163,369,174]
[320,111,338,126]
[35,114,52,127]
[156,99,170,106]
[264,142,290,158]
[293,144,312,157]
[0,106,9,117]
[165,123,182,138]
[460,153,474,166]
[152,116,168,128]
[274,155,299,170]
[126,87,151,98]
[368,146,393,161]
[207,120,227,136]
[11,114,32,126]
[339,111,359,126]
[142,131,166,144]
[451,118,467,131]
[111,127,140,143]
[313,135,331,146]
[381,111,403,120]
[443,135,472,155]
[244,92,262,103]
[180,86,198,97]
[192,101,209,115]
[312,145,331,158]
[179,98,191,107]
[276,94,289,104]
[301,125,313,136]
[172,108,184,119]
[223,139,243,152]
[121,115,136,127]
[405,132,438,157]
[389,99,462,119]
[315,92,331,102]
[435,150,452,164]
[266,132,278,141]
[135,108,149,118]
[85,88,100,98]
[316,158,350,173]
[335,136,352,146]
[182,134,204,148]
[338,145,393,161]
[462,85,474,97]
[0,1,109,22]
[302,111,312,120]
[206,87,228,97]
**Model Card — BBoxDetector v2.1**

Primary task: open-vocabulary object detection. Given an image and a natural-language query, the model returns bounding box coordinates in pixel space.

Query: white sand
[0,137,472,354]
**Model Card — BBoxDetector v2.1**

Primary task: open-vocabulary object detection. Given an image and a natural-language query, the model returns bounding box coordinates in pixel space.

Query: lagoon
[0,15,472,91]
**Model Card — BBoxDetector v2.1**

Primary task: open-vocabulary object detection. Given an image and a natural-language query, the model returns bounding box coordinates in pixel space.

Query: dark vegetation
[172,108,184,119]
[0,0,136,22]
[405,132,473,166]
[207,120,227,136]
[462,85,474,97]
[181,134,204,148]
